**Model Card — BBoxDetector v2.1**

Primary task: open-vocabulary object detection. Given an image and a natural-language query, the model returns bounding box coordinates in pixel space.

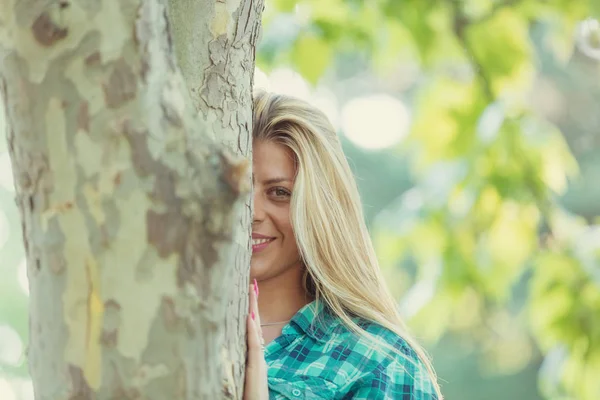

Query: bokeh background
[2,1,600,399]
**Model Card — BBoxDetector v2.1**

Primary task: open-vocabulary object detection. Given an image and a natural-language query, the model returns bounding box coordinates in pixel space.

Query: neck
[255,263,313,324]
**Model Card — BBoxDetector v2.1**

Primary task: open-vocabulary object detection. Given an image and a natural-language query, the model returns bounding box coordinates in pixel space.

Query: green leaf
[593,1,600,18]
[484,203,538,296]
[386,2,463,66]
[271,0,297,13]
[466,9,535,97]
[407,286,453,342]
[291,34,333,85]
[372,20,419,75]
[410,78,485,166]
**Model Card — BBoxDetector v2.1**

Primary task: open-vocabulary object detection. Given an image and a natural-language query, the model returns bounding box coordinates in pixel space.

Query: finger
[244,314,261,400]
[245,315,269,400]
[246,313,262,354]
[249,283,263,336]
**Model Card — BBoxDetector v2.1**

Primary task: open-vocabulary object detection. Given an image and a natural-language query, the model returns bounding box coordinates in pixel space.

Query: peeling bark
[167,0,263,395]
[0,0,262,399]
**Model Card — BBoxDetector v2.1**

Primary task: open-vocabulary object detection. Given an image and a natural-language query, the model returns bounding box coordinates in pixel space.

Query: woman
[244,91,443,399]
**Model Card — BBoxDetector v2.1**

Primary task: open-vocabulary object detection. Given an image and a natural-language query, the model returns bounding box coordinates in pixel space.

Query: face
[251,140,302,281]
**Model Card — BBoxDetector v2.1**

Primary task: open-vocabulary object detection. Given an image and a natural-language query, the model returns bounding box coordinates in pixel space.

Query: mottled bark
[0,0,262,399]
[167,0,261,394]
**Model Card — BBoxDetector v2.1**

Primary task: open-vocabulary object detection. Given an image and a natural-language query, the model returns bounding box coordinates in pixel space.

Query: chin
[249,263,269,280]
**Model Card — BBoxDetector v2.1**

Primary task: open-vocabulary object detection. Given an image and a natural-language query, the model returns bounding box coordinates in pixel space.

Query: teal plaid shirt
[265,300,440,399]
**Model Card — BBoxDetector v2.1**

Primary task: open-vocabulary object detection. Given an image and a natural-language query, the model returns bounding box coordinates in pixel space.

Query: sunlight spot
[0,152,15,192]
[18,258,29,296]
[576,18,600,60]
[341,94,410,150]
[311,88,340,131]
[294,3,312,25]
[10,378,34,400]
[0,324,24,366]
[0,379,16,400]
[253,67,270,91]
[268,68,310,100]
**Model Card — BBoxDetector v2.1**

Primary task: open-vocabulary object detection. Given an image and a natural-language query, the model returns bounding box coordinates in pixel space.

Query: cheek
[271,207,294,237]
[276,213,297,252]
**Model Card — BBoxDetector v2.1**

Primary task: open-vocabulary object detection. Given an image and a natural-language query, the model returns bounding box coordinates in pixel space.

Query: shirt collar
[285,299,338,343]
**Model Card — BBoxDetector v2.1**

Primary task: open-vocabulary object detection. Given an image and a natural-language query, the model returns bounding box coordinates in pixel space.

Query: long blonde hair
[252,90,443,397]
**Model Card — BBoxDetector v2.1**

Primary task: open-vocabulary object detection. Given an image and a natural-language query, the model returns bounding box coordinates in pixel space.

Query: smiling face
[251,140,302,282]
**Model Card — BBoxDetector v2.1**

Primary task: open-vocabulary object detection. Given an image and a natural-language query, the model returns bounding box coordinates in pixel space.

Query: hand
[244,279,269,400]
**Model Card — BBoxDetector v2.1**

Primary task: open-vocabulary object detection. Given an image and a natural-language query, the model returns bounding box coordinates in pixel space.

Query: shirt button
[292,388,302,397]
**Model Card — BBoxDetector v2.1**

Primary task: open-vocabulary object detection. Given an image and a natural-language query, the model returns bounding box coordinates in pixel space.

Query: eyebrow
[252,176,292,185]
[265,177,292,185]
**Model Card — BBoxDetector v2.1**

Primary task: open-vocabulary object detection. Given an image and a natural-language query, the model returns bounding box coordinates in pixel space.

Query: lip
[252,233,275,253]
[252,233,274,239]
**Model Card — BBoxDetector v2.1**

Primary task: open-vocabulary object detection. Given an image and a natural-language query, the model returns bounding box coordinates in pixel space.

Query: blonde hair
[252,91,443,397]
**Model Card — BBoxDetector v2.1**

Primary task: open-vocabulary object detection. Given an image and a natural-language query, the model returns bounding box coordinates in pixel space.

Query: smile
[252,237,275,253]
[252,238,272,245]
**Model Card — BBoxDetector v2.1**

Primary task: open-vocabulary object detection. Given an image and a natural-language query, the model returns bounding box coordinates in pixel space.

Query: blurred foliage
[258,0,600,399]
[1,1,600,399]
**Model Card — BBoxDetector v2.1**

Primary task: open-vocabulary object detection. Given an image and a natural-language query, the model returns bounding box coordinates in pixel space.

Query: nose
[253,189,265,223]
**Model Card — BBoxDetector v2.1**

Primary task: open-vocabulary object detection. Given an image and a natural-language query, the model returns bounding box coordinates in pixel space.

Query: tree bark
[0,0,262,399]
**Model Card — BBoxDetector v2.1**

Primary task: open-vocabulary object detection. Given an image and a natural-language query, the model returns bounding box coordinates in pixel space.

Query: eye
[268,187,291,199]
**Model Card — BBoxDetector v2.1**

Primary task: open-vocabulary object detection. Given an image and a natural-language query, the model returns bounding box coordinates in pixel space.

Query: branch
[450,0,559,240]
[450,0,494,99]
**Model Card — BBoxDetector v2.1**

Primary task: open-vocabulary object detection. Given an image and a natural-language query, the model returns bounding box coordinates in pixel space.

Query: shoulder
[326,317,441,399]
[267,301,440,399]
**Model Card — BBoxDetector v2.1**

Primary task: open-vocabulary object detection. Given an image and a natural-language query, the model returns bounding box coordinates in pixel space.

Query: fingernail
[253,279,259,297]
[251,311,255,320]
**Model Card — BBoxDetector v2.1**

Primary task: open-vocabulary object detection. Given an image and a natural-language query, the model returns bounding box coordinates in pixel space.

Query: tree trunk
[0,0,262,399]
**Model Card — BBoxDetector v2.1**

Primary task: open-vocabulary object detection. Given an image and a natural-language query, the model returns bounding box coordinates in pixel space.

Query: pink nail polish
[251,311,255,320]
[253,279,259,297]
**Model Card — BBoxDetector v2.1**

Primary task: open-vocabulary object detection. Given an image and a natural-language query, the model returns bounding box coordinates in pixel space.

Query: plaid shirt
[265,300,440,399]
